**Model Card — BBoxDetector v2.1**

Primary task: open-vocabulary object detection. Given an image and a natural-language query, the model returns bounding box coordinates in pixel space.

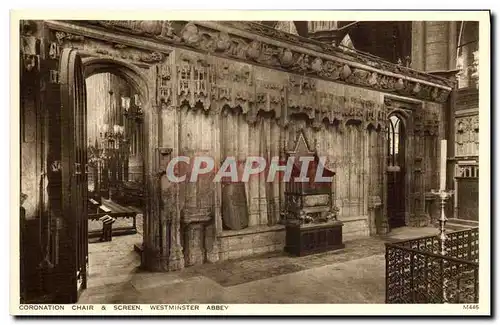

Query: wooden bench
[88,199,138,239]
[88,198,100,214]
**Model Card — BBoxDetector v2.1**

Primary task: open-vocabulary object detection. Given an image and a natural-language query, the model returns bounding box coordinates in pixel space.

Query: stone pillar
[363,127,370,222]
[425,21,450,72]
[412,21,457,71]
[179,108,214,267]
[380,120,390,234]
[447,88,457,219]
[258,118,269,225]
[142,99,172,271]
[411,21,426,71]
[247,121,260,226]
[448,21,458,70]
[166,105,184,271]
[205,109,221,263]
[414,21,457,73]
[268,120,281,225]
[141,58,184,272]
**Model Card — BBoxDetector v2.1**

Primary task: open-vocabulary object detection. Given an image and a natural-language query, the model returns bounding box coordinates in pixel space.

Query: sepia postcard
[10,10,491,316]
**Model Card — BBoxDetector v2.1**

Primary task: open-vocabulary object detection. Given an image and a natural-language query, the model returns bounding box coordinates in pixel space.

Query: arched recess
[83,57,150,105]
[384,106,415,230]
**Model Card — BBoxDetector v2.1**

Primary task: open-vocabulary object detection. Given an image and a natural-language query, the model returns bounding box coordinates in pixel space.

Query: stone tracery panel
[455,115,479,157]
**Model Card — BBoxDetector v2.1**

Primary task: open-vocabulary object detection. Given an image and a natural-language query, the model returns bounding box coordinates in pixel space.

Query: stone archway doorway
[48,48,155,302]
[84,70,148,283]
[386,113,407,229]
[82,56,154,269]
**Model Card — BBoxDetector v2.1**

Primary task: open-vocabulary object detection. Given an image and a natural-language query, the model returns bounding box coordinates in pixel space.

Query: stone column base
[181,208,212,267]
[183,223,206,266]
[168,244,185,271]
[204,224,219,263]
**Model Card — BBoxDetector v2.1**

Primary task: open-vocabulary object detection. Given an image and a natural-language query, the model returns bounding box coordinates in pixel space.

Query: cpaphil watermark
[164,156,333,184]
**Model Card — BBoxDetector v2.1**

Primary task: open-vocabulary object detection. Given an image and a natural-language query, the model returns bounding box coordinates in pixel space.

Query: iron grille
[386,227,479,303]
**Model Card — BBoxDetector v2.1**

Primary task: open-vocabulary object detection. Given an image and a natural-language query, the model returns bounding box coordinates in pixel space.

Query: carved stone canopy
[42,20,450,133]
[62,20,455,104]
[285,130,335,192]
[288,130,316,156]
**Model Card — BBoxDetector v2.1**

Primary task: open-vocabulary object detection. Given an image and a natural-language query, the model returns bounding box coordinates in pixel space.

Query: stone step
[447,218,479,227]
[446,223,473,231]
[431,219,478,232]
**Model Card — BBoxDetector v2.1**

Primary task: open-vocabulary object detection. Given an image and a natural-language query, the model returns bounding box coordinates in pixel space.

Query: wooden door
[47,48,88,303]
[387,169,406,228]
[456,164,479,221]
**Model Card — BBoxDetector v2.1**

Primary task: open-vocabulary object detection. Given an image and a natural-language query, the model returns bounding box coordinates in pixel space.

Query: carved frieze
[175,56,215,110]
[317,92,345,124]
[54,31,85,45]
[157,62,173,108]
[47,21,453,133]
[287,75,317,119]
[211,61,254,116]
[254,80,284,123]
[363,100,386,129]
[81,20,453,103]
[344,97,366,121]
[49,29,167,64]
[423,109,440,136]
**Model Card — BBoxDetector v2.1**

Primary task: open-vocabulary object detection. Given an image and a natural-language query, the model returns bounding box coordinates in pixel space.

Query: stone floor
[79,226,440,304]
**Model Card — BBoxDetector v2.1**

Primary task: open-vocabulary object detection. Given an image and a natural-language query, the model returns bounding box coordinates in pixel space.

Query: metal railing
[385,227,479,303]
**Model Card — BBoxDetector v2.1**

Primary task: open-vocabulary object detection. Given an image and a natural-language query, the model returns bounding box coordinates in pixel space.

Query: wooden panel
[285,221,345,256]
[387,170,406,228]
[457,178,479,221]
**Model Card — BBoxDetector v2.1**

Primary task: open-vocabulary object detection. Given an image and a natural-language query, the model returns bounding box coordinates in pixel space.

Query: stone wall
[160,48,397,264]
[411,21,458,72]
[19,20,453,277]
[218,225,286,260]
[152,44,452,265]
